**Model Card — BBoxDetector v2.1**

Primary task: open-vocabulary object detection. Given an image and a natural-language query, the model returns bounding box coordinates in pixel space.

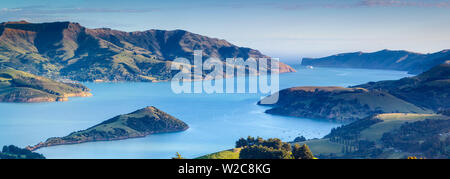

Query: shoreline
[0,91,93,103]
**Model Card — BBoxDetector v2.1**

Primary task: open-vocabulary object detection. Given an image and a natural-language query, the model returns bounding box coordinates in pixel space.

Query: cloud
[0,5,159,23]
[358,0,450,8]
[276,0,450,10]
[1,8,22,12]
[0,5,158,16]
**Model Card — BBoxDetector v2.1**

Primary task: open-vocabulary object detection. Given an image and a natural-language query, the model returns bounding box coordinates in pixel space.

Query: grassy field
[336,91,433,114]
[196,148,241,159]
[294,139,344,156]
[359,113,449,142]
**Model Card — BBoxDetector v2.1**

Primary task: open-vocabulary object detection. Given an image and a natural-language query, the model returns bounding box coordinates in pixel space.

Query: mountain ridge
[0,21,295,82]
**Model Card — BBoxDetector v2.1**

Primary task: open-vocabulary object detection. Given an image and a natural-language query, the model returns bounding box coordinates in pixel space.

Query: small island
[0,68,92,102]
[27,106,189,151]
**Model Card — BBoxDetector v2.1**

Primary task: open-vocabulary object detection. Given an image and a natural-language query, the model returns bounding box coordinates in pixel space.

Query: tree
[282,143,291,152]
[237,136,295,159]
[239,145,293,159]
[293,144,314,159]
[236,137,248,148]
[172,152,184,159]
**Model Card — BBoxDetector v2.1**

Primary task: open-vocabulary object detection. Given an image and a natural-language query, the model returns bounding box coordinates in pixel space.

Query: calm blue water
[0,66,411,159]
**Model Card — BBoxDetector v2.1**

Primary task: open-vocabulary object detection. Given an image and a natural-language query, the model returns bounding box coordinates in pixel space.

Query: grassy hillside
[296,113,450,159]
[296,139,345,155]
[359,113,444,142]
[356,63,450,111]
[259,86,430,122]
[196,148,241,159]
[0,68,91,102]
[27,106,189,151]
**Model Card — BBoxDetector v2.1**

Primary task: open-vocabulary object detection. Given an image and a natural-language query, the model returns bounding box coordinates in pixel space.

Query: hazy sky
[1,0,450,60]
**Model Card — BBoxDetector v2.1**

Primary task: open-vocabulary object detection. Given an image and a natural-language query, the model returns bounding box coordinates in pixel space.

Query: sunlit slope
[0,68,91,102]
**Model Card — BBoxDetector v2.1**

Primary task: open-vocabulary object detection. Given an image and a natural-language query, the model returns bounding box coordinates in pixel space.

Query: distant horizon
[1,0,449,61]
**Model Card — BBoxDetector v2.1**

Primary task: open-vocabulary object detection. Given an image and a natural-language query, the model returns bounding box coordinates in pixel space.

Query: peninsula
[27,106,189,151]
[0,68,91,102]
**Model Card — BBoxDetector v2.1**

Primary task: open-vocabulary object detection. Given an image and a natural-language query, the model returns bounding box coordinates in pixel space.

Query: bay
[0,66,411,159]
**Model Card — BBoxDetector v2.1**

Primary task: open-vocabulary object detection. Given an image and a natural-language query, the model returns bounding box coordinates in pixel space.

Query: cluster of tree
[317,116,394,158]
[236,136,314,159]
[381,119,450,158]
[0,145,45,159]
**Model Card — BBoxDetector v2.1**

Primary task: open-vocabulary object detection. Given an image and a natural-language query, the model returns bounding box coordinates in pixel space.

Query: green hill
[355,63,450,111]
[296,113,450,159]
[259,86,430,122]
[27,106,188,151]
[0,21,294,82]
[0,68,91,102]
[259,63,449,122]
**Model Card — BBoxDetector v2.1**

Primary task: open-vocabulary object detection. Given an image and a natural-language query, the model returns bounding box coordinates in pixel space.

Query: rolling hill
[301,49,450,74]
[259,86,430,122]
[355,63,450,111]
[0,67,91,102]
[259,63,449,121]
[0,21,295,82]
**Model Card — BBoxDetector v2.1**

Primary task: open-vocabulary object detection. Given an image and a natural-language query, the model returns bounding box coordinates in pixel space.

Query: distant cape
[302,49,450,74]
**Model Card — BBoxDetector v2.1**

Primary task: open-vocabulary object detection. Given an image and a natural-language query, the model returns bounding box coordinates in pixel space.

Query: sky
[1,0,450,61]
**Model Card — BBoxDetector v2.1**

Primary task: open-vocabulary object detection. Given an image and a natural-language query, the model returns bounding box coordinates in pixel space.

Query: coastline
[0,91,93,103]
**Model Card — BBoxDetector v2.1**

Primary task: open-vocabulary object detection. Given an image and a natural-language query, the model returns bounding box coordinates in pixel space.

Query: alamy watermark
[170,50,280,104]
